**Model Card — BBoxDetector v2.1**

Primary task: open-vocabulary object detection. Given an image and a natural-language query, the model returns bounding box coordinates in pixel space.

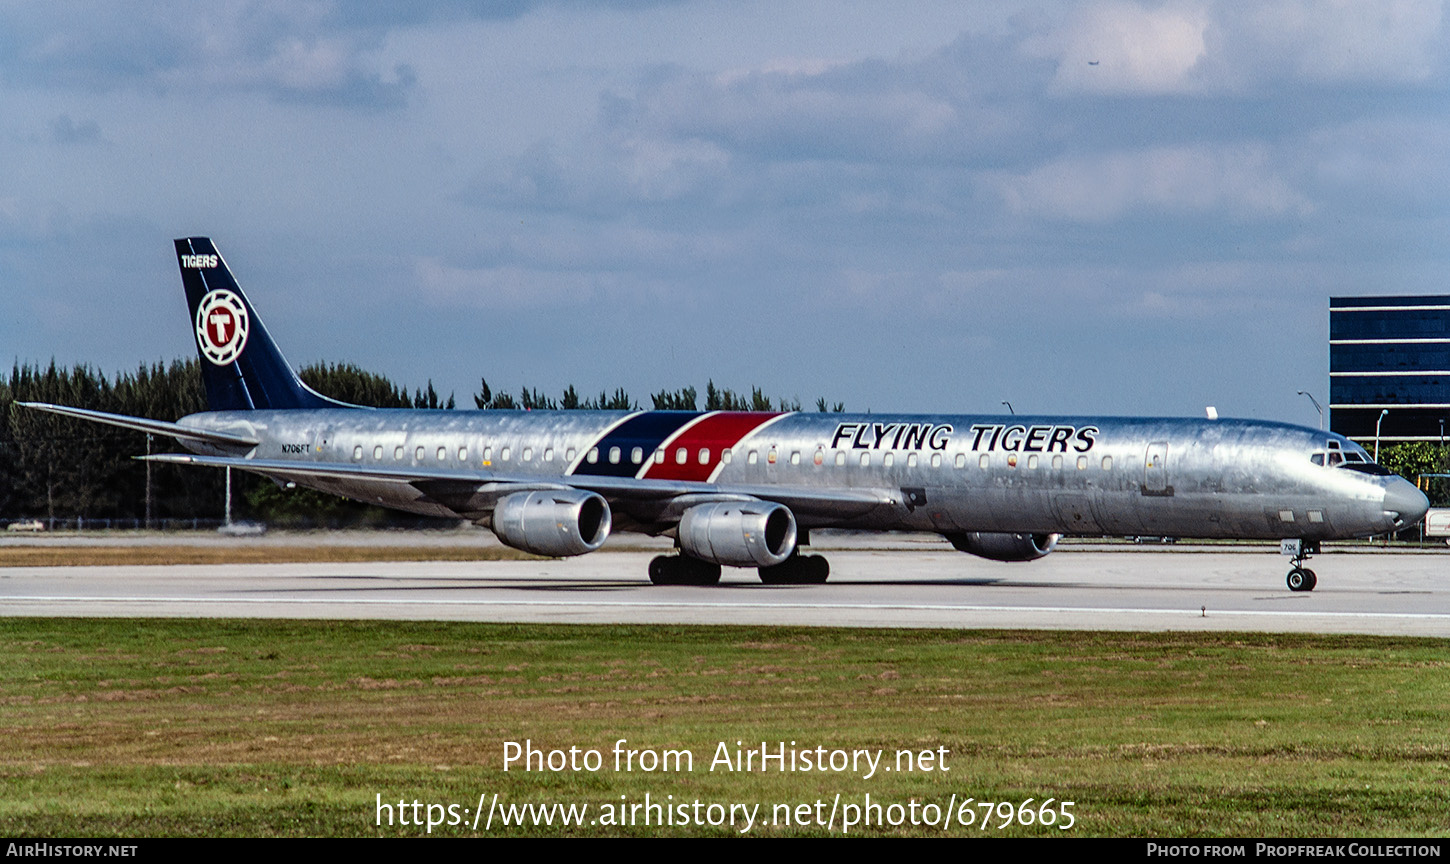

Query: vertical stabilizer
[175,237,356,411]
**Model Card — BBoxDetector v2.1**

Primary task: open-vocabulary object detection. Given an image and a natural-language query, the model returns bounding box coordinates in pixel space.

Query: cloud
[1030,0,1448,95]
[0,1,417,109]
[48,114,102,145]
[992,143,1313,222]
[1030,1,1210,94]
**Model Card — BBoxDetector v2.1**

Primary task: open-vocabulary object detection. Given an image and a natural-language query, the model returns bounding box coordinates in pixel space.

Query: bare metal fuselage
[176,408,1417,542]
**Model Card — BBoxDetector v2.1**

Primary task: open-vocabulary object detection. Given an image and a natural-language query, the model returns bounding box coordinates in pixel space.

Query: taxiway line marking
[1,595,1447,621]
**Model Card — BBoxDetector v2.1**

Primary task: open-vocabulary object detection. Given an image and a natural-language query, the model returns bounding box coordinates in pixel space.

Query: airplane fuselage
[177,408,1416,542]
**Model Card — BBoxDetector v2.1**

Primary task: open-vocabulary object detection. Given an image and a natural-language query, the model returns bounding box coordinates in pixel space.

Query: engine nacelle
[678,501,797,567]
[947,531,1059,562]
[492,490,611,557]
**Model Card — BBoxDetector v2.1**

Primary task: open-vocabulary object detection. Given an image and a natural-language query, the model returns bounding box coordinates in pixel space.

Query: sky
[2,0,1448,423]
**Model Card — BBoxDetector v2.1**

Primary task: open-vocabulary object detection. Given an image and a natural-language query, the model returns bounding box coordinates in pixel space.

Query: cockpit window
[1311,453,1324,466]
[1339,461,1393,476]
[1327,452,1343,467]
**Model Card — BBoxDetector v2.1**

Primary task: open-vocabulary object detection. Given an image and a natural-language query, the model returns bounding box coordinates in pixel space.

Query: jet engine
[492,489,611,557]
[678,501,797,567]
[946,531,1059,562]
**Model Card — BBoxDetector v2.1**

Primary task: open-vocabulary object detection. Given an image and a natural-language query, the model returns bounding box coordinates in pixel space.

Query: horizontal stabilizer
[17,402,259,447]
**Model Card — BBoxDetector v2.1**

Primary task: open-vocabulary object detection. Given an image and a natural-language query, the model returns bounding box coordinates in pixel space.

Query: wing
[141,453,895,525]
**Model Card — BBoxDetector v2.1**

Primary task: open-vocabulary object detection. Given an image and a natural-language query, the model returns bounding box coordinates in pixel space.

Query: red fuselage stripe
[642,412,783,481]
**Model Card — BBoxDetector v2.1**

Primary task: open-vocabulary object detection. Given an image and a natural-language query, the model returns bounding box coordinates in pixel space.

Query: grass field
[1,619,1447,836]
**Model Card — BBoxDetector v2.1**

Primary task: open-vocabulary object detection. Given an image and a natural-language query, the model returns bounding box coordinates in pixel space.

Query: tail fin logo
[195,289,250,366]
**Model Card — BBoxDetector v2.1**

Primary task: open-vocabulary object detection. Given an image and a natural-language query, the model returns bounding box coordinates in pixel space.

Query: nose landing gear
[1282,539,1320,592]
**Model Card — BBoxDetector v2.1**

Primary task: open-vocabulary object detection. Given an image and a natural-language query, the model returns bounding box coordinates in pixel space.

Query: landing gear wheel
[759,554,830,585]
[648,555,675,585]
[1284,541,1320,592]
[648,555,721,586]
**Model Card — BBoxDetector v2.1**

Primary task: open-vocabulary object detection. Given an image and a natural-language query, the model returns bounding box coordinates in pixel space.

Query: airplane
[21,237,1430,591]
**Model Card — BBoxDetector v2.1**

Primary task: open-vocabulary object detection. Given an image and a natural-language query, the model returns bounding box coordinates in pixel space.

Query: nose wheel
[1286,567,1317,592]
[1284,539,1320,592]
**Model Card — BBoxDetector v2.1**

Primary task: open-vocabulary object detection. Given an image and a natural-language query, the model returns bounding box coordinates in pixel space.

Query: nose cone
[1383,477,1430,530]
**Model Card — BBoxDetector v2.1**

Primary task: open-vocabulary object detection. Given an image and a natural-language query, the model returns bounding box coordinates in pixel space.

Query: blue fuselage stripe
[571,411,703,476]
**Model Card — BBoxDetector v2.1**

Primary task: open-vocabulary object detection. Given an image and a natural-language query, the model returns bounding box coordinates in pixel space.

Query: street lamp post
[1296,390,1324,430]
[1374,409,1389,462]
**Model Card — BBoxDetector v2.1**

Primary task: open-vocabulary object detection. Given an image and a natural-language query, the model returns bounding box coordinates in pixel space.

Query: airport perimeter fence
[1,514,470,533]
[2,517,228,532]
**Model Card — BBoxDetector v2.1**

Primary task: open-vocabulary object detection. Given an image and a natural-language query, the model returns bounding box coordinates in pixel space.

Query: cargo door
[1143,441,1171,496]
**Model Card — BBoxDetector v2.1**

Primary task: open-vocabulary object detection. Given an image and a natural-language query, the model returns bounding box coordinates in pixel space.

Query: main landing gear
[759,554,830,585]
[648,555,722,586]
[1283,539,1320,592]
[646,553,832,585]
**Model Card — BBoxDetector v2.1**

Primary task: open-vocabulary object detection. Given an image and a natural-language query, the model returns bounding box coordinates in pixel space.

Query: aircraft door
[1143,441,1170,496]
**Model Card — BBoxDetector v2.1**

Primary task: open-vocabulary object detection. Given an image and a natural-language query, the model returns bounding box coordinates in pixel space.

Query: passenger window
[565,448,576,462]
[979,454,989,469]
[1101,456,1112,471]
[501,447,511,461]
[587,448,598,464]
[1077,456,1087,470]
[1052,454,1063,470]
[608,447,621,464]
[482,446,492,461]
[459,447,467,461]
[438,447,448,461]
[544,448,553,462]
[955,453,966,469]
[373,445,383,460]
[789,451,801,466]
[522,448,532,462]
[836,452,846,467]
[883,453,894,467]
[676,447,688,464]
[1027,455,1038,469]
[630,446,643,464]
[721,449,732,464]
[699,448,710,465]
[394,446,404,460]
[930,453,941,468]
[860,452,870,467]
[352,445,362,461]
[416,446,425,461]
[907,453,918,468]
[747,450,758,465]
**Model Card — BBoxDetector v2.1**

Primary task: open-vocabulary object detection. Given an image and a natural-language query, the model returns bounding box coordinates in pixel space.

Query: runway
[2,544,1446,636]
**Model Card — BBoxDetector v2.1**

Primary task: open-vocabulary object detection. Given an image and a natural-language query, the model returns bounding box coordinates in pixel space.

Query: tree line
[3,358,1443,529]
[0,359,845,527]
